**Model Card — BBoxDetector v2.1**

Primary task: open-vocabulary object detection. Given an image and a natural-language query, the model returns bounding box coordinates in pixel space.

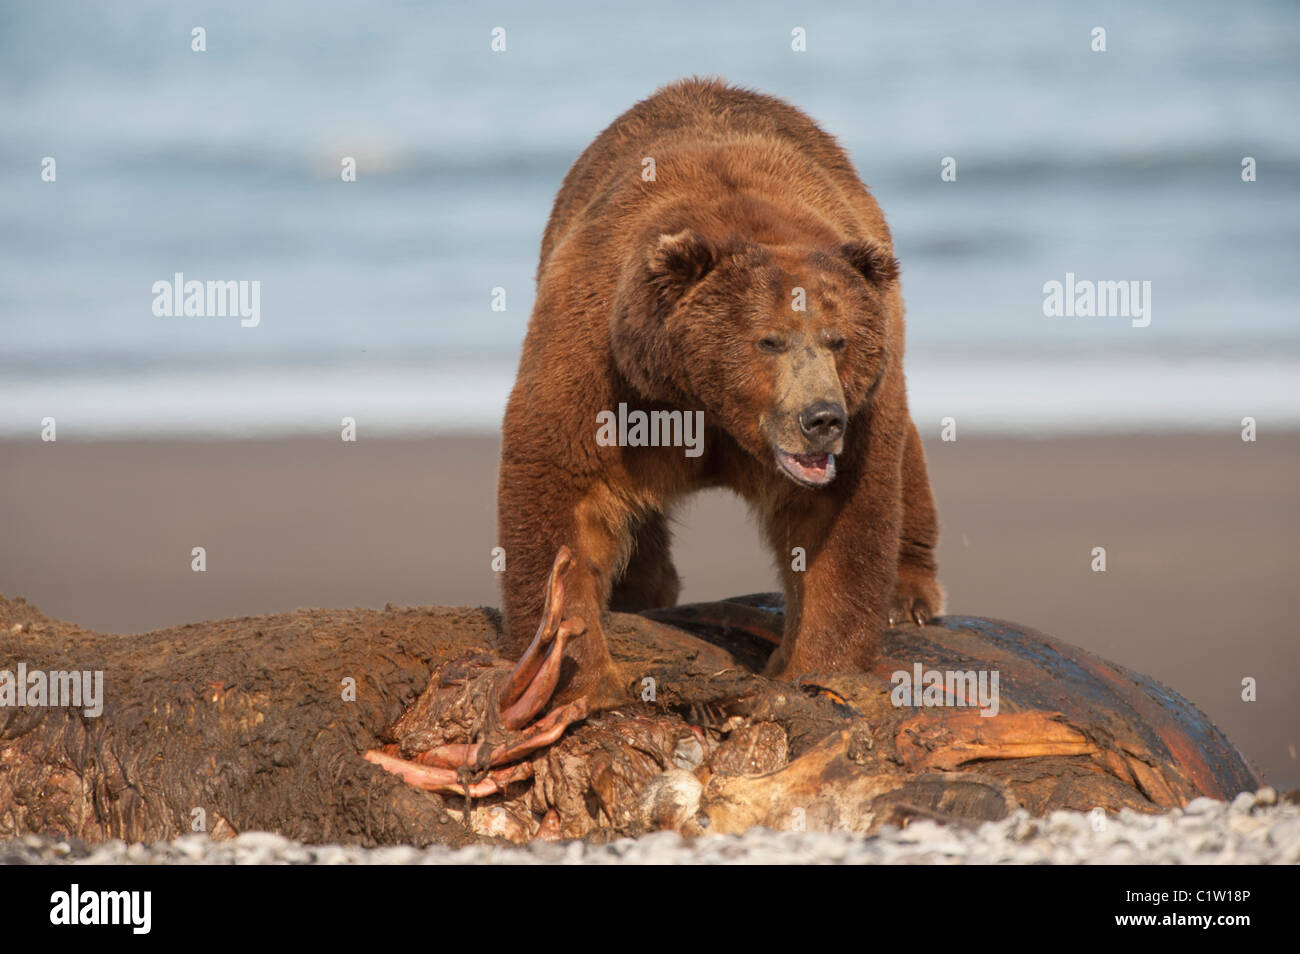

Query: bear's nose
[798,401,846,441]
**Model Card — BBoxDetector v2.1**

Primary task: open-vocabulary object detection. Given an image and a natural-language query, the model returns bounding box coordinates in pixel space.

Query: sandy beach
[1,432,1297,791]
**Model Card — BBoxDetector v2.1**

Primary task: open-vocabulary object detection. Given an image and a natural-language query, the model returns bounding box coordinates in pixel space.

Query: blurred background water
[2,0,1297,437]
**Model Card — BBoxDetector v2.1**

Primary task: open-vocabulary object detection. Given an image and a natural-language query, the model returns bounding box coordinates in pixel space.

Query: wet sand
[1,433,1296,789]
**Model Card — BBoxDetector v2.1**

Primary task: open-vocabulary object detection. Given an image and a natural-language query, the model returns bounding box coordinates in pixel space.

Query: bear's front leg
[763,426,906,678]
[498,463,626,707]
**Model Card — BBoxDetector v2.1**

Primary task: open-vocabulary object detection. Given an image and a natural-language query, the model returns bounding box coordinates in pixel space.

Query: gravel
[4,789,1296,865]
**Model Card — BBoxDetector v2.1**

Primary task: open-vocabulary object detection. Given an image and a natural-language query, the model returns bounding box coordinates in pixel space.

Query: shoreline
[6,793,1299,863]
[4,352,1300,439]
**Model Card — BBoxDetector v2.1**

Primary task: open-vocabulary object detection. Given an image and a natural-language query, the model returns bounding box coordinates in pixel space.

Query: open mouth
[775,449,836,487]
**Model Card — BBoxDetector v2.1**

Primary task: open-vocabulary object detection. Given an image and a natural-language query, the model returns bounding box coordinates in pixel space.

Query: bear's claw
[887,563,945,628]
[365,547,590,796]
[888,599,933,628]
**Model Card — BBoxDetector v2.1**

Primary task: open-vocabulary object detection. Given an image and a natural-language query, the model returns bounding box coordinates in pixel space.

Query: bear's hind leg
[891,419,944,626]
[609,510,681,613]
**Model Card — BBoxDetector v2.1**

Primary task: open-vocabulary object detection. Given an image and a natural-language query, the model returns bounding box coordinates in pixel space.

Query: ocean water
[1,1,1297,437]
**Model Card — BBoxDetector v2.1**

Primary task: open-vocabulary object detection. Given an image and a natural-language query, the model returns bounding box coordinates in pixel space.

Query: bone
[500,546,574,710]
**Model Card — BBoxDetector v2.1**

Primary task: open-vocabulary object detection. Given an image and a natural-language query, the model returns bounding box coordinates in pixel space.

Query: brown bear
[499,77,942,704]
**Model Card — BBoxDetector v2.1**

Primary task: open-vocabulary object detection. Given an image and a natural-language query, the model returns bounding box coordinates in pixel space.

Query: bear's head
[611,229,899,488]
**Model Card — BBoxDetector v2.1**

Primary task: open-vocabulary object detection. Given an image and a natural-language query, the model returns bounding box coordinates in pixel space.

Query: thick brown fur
[499,78,942,701]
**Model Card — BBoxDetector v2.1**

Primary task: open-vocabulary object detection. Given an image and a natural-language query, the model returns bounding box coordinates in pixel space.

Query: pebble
[1230,791,1256,812]
[1182,796,1220,815]
[1,790,1295,864]
[672,736,705,771]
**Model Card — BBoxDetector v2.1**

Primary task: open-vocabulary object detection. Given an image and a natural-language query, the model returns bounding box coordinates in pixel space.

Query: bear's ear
[647,229,718,301]
[839,240,899,286]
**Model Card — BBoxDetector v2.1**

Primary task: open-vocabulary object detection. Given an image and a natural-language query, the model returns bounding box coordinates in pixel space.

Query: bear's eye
[758,336,786,354]
[827,336,847,353]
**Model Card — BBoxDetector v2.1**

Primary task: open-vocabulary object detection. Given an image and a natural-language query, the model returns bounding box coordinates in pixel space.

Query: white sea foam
[2,354,1296,439]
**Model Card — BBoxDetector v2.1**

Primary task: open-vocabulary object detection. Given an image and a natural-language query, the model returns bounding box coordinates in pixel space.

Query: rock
[638,769,705,834]
[1182,796,1221,816]
[172,834,209,860]
[234,830,291,852]
[672,735,705,771]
